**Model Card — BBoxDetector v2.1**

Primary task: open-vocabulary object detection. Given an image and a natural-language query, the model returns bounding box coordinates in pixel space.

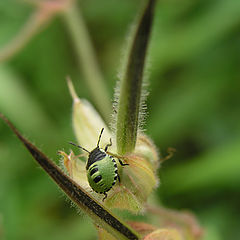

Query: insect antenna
[69,142,90,154]
[97,128,104,148]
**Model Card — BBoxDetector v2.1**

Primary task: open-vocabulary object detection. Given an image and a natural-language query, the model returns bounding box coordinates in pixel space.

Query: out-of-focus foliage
[0,0,240,239]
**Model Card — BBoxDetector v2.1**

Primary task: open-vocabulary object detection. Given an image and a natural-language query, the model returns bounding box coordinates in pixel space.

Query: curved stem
[0,113,140,240]
[63,3,112,122]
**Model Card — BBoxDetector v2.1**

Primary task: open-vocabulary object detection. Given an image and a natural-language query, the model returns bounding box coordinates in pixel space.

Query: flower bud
[104,134,159,213]
[68,78,111,151]
[61,79,160,213]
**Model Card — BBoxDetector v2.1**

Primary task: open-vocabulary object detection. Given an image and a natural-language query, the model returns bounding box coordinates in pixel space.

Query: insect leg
[104,138,112,151]
[118,158,129,166]
[102,192,108,201]
[117,174,121,183]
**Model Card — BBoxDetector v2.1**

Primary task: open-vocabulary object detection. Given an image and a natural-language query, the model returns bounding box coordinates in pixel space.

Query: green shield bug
[70,128,128,201]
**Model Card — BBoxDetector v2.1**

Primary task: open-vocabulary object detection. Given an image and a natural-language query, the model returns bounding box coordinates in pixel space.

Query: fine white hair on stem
[111,34,152,139]
[110,1,155,155]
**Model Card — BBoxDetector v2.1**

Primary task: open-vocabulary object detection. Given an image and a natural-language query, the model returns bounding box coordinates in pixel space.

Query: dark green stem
[116,0,156,154]
[0,113,139,240]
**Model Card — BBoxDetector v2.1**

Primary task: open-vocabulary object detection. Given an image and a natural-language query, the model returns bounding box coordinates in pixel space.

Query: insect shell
[70,128,128,201]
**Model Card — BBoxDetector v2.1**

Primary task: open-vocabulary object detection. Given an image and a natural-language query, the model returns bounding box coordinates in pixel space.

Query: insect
[70,128,128,201]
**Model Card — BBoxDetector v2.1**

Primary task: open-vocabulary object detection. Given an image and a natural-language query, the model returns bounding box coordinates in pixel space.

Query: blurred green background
[0,0,240,239]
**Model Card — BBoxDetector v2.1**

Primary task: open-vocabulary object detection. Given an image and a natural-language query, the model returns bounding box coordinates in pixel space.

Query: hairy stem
[0,113,140,240]
[116,0,156,154]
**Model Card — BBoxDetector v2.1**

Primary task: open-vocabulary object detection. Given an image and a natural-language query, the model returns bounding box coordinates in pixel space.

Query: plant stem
[0,8,51,62]
[63,2,111,122]
[0,113,140,240]
[116,0,156,154]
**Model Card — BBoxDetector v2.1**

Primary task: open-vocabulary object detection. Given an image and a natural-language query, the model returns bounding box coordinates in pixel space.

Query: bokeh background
[0,0,240,239]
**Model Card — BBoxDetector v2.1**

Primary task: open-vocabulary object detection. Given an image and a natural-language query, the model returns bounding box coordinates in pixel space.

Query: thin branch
[63,3,112,122]
[0,113,140,240]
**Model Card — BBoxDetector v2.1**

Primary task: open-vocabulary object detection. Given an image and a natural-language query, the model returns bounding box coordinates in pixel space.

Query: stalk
[63,3,112,122]
[116,0,156,154]
[0,113,140,240]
